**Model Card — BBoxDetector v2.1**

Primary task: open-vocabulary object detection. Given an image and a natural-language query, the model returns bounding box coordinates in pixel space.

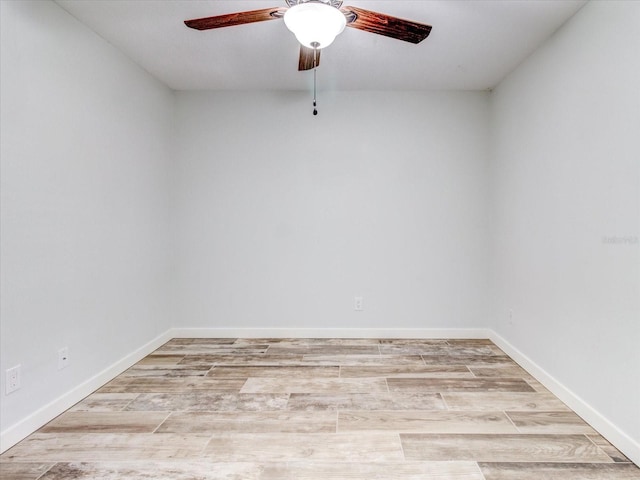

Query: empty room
[1,0,638,479]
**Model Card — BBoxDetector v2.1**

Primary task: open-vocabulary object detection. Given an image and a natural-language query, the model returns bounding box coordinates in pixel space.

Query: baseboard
[489,330,640,466]
[168,327,492,339]
[0,330,173,454]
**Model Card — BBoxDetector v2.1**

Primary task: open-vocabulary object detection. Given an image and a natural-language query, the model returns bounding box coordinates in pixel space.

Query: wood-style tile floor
[2,338,639,479]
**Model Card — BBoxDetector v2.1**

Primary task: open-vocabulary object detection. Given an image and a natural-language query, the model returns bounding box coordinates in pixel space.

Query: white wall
[172,90,490,331]
[0,0,174,436]
[490,0,640,458]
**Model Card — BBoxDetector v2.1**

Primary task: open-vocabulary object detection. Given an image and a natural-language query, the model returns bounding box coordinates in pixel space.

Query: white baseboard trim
[489,330,640,466]
[0,330,173,454]
[168,327,492,339]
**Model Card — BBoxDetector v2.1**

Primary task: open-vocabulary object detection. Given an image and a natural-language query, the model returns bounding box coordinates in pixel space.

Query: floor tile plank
[587,434,633,463]
[468,365,531,377]
[207,366,339,378]
[401,433,613,462]
[121,365,211,377]
[421,355,518,366]
[155,345,270,355]
[381,344,501,356]
[287,392,445,411]
[235,338,382,346]
[388,378,535,393]
[97,377,246,393]
[301,354,425,366]
[338,410,518,433]
[203,433,404,462]
[2,433,210,462]
[447,339,496,346]
[136,354,185,366]
[163,338,237,346]
[39,412,169,434]
[266,345,381,355]
[339,365,473,378]
[442,392,570,411]
[125,392,290,412]
[156,411,336,434]
[38,462,263,480]
[506,411,598,434]
[69,393,139,412]
[479,462,640,479]
[0,462,54,480]
[260,461,485,480]
[178,354,307,366]
[240,377,388,394]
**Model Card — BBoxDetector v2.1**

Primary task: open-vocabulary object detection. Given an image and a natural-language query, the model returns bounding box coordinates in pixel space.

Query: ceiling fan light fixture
[284,2,346,49]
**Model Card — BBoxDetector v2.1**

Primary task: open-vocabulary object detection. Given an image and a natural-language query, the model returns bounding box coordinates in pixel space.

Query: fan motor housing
[285,0,344,8]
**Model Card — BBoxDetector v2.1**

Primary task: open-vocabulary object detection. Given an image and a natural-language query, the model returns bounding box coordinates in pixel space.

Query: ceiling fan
[184,0,432,71]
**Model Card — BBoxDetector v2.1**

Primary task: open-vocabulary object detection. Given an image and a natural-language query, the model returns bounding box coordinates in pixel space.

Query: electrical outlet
[354,296,363,311]
[508,309,514,325]
[6,365,21,394]
[58,347,70,370]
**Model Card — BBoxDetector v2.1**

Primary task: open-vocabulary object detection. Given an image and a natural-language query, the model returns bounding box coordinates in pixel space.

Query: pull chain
[312,42,319,116]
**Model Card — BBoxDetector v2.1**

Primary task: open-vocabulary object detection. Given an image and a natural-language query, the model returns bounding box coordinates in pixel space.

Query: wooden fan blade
[341,6,431,44]
[298,46,321,71]
[185,7,286,30]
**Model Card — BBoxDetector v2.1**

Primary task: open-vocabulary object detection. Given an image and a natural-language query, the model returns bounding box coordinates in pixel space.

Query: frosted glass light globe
[284,2,347,49]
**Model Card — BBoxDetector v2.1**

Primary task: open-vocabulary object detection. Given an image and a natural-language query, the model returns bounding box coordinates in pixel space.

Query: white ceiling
[55,0,587,91]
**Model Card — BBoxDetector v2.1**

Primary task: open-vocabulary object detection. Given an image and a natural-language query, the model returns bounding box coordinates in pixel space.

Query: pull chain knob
[311,42,319,116]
